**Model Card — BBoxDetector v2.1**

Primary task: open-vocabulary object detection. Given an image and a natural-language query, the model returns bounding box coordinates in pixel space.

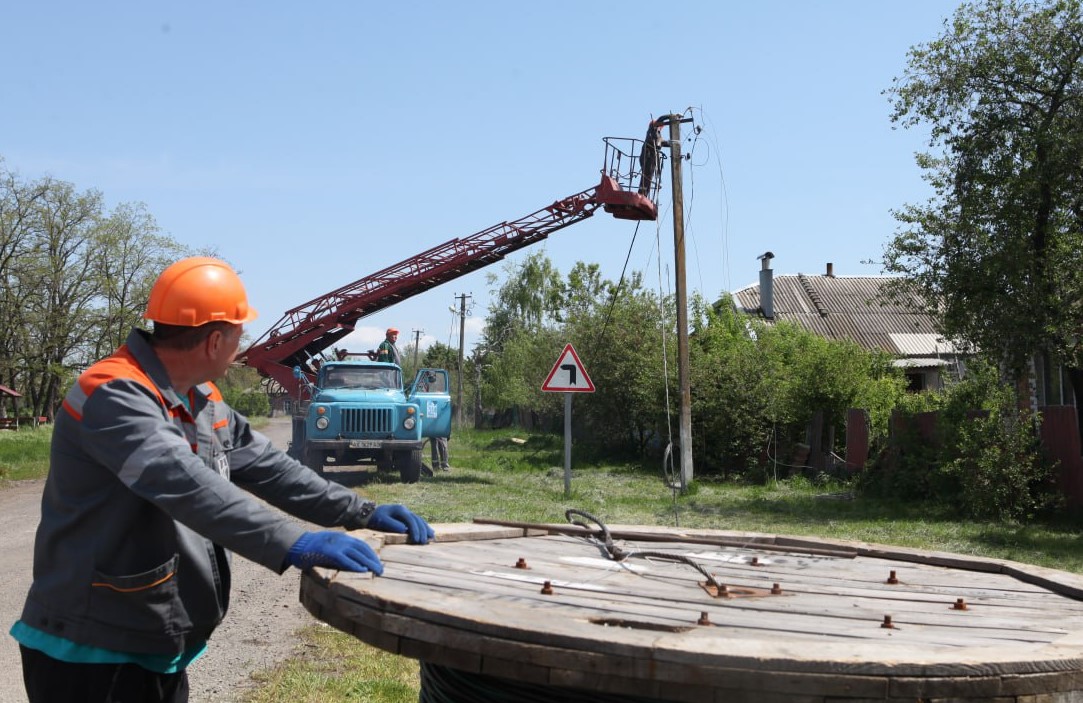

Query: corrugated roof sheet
[732,274,952,356]
[889,333,959,356]
[893,357,951,368]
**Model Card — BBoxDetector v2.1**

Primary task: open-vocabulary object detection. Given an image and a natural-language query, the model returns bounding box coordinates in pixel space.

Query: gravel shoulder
[0,417,322,703]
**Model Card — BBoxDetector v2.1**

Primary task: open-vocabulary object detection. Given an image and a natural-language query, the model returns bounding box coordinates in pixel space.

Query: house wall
[1035,352,1078,407]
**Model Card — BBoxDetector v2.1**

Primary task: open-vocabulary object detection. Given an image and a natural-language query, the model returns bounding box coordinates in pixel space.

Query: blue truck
[288,361,452,483]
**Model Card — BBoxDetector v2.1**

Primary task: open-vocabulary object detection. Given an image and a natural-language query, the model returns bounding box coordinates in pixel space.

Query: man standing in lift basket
[9,257,434,703]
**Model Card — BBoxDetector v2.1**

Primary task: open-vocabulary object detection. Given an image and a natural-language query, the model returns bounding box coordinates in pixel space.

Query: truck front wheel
[302,446,325,475]
[394,448,422,484]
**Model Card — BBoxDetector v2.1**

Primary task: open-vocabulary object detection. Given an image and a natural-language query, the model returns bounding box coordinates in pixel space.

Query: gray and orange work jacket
[19,328,375,656]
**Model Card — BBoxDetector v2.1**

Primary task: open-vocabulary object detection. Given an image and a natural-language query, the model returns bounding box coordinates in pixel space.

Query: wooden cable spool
[301,521,1083,702]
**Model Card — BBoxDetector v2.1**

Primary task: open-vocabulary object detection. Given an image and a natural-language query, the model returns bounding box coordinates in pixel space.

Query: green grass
[0,425,52,482]
[242,426,1083,702]
[244,625,418,703]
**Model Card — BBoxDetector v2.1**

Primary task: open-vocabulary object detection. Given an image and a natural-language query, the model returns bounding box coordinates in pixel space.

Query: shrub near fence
[859,405,1070,521]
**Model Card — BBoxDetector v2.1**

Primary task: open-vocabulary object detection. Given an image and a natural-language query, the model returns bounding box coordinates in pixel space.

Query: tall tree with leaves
[87,202,184,358]
[482,251,564,352]
[0,163,48,393]
[884,0,1083,436]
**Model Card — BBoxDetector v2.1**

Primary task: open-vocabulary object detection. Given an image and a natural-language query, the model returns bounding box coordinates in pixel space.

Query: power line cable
[691,106,733,292]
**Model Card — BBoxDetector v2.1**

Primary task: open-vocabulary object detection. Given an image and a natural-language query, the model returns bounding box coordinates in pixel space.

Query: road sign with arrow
[541,343,595,393]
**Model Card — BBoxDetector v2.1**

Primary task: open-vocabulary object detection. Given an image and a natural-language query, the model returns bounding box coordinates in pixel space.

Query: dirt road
[0,417,321,702]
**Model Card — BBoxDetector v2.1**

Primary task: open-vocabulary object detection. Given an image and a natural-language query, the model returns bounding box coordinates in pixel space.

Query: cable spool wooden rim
[301,522,1083,702]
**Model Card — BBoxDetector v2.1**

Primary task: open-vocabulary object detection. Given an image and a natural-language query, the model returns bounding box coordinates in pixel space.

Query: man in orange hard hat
[375,327,402,365]
[10,257,433,703]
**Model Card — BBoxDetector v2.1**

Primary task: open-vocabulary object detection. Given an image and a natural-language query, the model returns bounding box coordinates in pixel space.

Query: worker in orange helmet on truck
[375,327,402,365]
[10,257,433,703]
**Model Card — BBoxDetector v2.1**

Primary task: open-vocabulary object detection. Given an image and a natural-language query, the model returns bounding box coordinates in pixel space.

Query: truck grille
[341,408,392,434]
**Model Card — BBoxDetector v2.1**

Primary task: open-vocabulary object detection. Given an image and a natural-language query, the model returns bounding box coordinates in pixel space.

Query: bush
[860,359,1061,522]
[219,365,271,417]
[943,410,1062,522]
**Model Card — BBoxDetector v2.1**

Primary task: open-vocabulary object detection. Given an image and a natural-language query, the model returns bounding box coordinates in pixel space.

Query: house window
[905,372,926,393]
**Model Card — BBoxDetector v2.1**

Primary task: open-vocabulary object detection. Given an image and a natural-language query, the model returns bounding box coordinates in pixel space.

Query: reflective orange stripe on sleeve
[63,345,168,421]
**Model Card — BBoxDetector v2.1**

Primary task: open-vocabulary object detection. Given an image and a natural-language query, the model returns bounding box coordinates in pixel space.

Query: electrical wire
[655,214,678,496]
[690,106,733,293]
[678,107,707,299]
[587,220,643,359]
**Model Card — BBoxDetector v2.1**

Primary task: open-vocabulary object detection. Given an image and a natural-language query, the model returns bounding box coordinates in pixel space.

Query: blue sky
[3,2,957,357]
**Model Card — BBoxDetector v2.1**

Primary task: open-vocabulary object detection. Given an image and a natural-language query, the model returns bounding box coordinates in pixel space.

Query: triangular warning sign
[541,343,595,393]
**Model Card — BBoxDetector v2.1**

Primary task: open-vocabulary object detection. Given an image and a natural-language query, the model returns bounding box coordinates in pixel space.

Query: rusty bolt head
[750,556,761,566]
[770,583,783,595]
[540,580,553,595]
[952,598,968,611]
[886,570,899,585]
[515,557,528,569]
[881,615,894,629]
[718,584,730,597]
[697,611,711,626]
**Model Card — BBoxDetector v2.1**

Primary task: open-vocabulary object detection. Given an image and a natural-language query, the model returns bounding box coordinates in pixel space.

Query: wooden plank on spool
[370,522,527,545]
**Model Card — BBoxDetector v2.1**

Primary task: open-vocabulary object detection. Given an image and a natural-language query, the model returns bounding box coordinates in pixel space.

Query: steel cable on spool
[564,509,722,591]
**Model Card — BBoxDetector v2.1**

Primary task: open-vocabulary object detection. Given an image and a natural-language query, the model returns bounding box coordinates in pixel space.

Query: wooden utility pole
[662,113,694,490]
[453,292,471,427]
[412,328,424,367]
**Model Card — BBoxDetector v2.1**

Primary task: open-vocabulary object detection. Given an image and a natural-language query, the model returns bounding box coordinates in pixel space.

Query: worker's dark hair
[150,321,236,351]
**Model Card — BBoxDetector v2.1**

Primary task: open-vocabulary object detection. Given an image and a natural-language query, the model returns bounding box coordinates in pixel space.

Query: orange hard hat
[144,257,258,327]
[387,327,399,335]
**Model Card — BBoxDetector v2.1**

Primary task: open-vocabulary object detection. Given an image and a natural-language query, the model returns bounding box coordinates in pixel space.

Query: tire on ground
[394,448,422,483]
[302,446,324,475]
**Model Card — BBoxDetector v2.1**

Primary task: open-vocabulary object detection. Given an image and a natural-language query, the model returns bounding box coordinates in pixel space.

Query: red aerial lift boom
[241,135,660,397]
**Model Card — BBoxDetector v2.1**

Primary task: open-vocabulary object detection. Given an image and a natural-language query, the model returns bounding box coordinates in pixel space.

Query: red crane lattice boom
[242,135,659,397]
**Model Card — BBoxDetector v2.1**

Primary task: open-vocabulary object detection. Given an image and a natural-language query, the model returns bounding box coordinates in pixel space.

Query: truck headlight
[315,416,330,430]
[403,416,416,430]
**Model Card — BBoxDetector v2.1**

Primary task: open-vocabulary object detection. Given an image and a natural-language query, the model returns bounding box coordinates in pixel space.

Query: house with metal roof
[730,253,965,392]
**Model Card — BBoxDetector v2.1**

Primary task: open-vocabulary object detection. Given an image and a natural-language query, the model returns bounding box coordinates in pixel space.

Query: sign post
[541,344,595,497]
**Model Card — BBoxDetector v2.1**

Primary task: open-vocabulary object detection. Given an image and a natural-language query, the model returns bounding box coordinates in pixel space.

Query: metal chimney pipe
[826,262,834,277]
[758,252,774,319]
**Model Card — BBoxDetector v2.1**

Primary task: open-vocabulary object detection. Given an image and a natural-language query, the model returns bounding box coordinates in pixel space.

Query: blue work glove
[367,504,435,545]
[286,531,384,575]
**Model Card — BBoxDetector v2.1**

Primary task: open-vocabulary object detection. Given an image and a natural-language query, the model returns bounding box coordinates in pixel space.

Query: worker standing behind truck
[419,372,451,472]
[9,257,434,703]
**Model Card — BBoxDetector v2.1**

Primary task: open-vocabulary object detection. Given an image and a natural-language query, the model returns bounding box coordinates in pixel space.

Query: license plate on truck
[348,439,381,449]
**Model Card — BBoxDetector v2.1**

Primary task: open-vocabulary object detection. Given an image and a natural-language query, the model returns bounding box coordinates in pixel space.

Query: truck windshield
[322,368,400,390]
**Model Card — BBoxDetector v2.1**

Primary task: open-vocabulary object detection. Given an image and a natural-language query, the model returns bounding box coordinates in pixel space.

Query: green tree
[567,273,668,454]
[483,251,564,352]
[219,365,271,418]
[0,162,48,396]
[693,297,906,479]
[0,161,185,418]
[884,0,1083,437]
[87,203,184,358]
[20,179,104,417]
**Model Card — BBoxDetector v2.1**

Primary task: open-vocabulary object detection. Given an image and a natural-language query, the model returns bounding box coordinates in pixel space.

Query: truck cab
[290,361,452,483]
